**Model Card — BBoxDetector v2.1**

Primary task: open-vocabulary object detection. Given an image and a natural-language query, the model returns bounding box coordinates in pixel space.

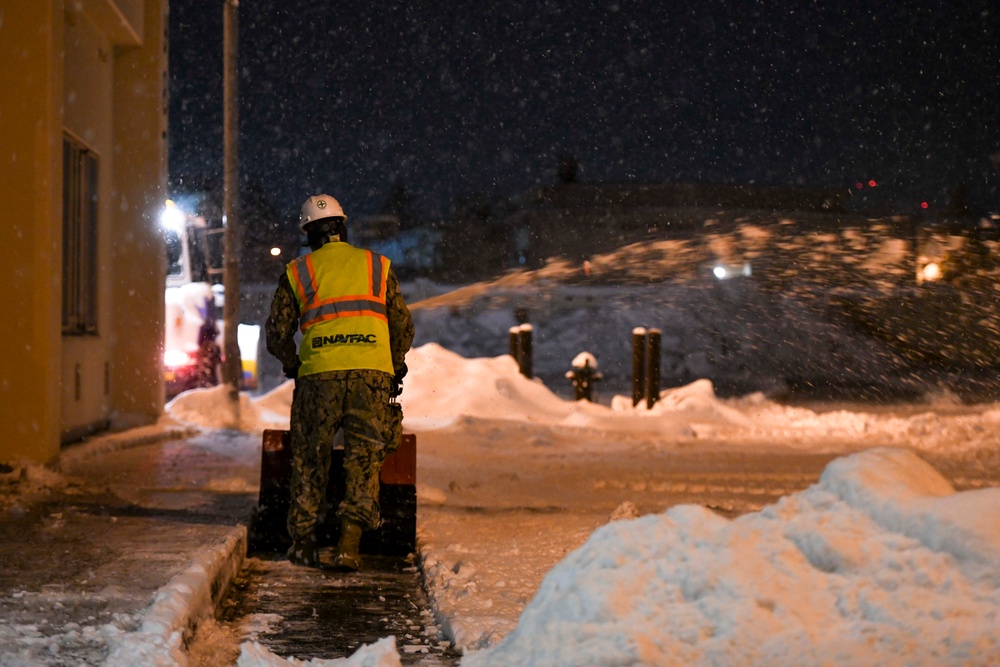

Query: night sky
[168,0,1000,221]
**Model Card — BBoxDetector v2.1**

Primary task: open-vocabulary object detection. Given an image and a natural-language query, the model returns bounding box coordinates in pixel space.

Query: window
[62,135,99,335]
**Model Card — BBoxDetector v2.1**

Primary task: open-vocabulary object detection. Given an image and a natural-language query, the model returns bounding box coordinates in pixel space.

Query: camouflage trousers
[287,372,394,541]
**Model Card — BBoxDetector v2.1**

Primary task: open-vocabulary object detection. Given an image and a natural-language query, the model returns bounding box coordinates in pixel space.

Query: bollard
[632,327,662,409]
[508,323,534,379]
[518,324,534,379]
[632,327,647,407]
[566,351,603,402]
[644,328,661,409]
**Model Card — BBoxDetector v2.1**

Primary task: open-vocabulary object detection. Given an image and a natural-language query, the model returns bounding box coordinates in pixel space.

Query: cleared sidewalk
[0,423,258,666]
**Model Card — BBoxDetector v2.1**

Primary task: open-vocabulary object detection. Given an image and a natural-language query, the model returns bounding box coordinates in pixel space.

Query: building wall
[108,0,169,422]
[61,7,115,438]
[0,0,167,464]
[0,0,65,463]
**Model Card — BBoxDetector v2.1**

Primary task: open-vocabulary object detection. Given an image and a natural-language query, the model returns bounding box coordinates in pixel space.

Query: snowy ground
[165,339,1000,666]
[5,264,999,666]
[0,425,255,667]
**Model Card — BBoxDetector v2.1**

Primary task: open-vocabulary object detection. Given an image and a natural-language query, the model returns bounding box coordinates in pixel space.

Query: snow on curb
[415,548,471,652]
[104,525,248,667]
[58,422,199,468]
[415,533,502,655]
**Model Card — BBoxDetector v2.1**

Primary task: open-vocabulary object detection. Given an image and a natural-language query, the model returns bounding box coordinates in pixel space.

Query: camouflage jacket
[265,259,414,381]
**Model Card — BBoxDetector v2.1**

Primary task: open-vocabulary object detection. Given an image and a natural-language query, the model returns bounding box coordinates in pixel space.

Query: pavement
[0,423,259,666]
[222,553,460,665]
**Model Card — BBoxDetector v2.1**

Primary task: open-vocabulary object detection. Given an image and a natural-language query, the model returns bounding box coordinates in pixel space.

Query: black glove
[390,363,407,398]
[283,365,299,380]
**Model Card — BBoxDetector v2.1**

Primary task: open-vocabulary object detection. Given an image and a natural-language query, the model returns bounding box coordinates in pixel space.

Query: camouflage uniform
[266,268,414,541]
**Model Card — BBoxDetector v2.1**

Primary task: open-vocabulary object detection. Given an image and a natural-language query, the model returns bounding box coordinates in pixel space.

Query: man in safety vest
[265,194,414,570]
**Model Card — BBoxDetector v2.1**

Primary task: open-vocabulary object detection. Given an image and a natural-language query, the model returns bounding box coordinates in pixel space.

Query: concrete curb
[59,422,249,666]
[59,422,200,470]
[104,524,248,667]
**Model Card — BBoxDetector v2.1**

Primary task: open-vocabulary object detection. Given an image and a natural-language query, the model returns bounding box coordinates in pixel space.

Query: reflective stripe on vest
[286,243,393,375]
[290,252,388,332]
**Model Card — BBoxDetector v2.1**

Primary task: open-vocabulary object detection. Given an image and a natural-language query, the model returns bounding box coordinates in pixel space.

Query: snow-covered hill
[406,235,998,402]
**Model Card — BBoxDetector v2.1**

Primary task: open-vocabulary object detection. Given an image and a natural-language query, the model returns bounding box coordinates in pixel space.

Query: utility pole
[222,0,241,425]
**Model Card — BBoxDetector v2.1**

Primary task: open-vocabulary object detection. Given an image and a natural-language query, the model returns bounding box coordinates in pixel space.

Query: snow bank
[152,341,999,665]
[400,343,574,429]
[460,448,1000,666]
[164,344,1000,455]
[611,379,752,427]
[105,526,248,667]
[397,345,1000,452]
[166,383,291,433]
[820,448,1000,565]
[237,636,401,666]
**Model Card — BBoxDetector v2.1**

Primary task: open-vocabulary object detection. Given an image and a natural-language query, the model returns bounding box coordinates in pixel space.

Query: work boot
[287,535,320,568]
[333,519,363,572]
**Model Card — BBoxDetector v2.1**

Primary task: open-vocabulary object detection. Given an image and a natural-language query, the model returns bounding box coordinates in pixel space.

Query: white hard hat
[299,194,347,232]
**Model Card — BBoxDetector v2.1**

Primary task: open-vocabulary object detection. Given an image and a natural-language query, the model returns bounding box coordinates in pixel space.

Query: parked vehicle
[161,199,260,398]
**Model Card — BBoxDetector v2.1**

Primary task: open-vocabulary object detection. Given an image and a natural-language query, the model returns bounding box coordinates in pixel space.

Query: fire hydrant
[566,352,603,402]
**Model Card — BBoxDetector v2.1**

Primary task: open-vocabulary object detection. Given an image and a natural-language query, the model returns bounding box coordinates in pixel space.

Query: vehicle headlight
[164,349,195,369]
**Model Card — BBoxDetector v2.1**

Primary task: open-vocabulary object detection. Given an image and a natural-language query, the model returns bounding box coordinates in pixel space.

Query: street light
[160,199,186,231]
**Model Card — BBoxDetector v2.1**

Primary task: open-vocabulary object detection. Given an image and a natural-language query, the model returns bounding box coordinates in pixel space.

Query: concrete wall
[0,0,65,463]
[61,6,115,439]
[0,0,167,464]
[108,0,169,423]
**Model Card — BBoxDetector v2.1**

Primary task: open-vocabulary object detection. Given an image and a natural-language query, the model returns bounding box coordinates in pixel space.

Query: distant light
[919,262,942,283]
[270,247,281,256]
[855,182,864,190]
[164,349,195,369]
[160,200,186,231]
[713,266,727,279]
[920,201,929,209]
[868,179,877,187]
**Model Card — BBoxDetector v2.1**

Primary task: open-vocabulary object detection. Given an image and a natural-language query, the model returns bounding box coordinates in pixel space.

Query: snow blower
[250,430,417,557]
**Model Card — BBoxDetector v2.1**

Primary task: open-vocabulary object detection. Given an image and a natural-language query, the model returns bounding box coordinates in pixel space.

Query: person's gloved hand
[283,365,300,380]
[390,363,407,397]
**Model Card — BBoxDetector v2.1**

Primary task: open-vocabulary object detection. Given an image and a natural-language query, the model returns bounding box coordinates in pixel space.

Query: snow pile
[401,343,575,429]
[166,344,1000,455]
[237,636,401,666]
[612,379,752,428]
[251,382,296,429]
[461,448,1000,666]
[153,339,1000,665]
[399,345,1000,453]
[167,383,292,433]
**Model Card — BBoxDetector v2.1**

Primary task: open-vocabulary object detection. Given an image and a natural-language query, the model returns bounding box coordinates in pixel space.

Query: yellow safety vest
[286,242,394,376]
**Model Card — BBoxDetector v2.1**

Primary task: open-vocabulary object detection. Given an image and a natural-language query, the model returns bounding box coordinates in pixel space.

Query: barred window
[62,135,99,335]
